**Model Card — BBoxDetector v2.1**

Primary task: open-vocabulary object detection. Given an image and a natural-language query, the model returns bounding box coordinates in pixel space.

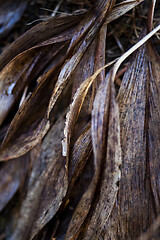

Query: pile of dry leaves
[0,0,160,239]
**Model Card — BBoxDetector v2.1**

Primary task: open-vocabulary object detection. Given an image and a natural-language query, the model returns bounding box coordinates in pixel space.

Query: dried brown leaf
[47,0,143,117]
[0,41,67,125]
[65,72,121,240]
[0,153,30,212]
[60,25,107,231]
[0,13,84,70]
[0,13,84,125]
[62,65,98,158]
[68,123,92,188]
[0,42,68,161]
[62,22,107,239]
[138,215,160,240]
[104,33,160,239]
[0,0,143,161]
[9,111,68,240]
[62,22,106,157]
[66,25,107,189]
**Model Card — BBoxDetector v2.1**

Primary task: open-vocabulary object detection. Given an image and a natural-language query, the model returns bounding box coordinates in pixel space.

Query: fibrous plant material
[0,0,160,240]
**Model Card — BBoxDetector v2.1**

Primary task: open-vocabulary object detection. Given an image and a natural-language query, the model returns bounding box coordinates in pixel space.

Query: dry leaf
[0,13,85,126]
[66,23,106,186]
[0,0,142,161]
[47,0,142,117]
[0,1,150,240]
[103,31,160,239]
[0,13,84,70]
[138,215,160,240]
[68,123,92,190]
[0,153,30,212]
[60,23,107,240]
[8,111,68,240]
[0,41,67,125]
[0,43,68,160]
[64,72,121,240]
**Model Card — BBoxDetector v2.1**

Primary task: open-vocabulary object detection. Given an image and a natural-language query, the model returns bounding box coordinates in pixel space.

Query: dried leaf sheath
[0,42,67,125]
[0,13,84,71]
[65,72,121,240]
[103,35,160,239]
[9,112,68,240]
[0,1,153,240]
[0,0,142,161]
[83,72,121,240]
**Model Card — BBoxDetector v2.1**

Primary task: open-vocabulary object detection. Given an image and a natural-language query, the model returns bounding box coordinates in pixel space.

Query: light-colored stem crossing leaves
[103,32,160,239]
[1,1,154,240]
[64,72,121,240]
[0,0,142,161]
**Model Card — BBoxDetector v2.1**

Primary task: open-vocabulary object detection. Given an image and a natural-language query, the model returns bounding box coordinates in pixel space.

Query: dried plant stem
[51,0,63,17]
[111,24,160,81]
[148,0,156,31]
[19,86,28,107]
[85,24,160,85]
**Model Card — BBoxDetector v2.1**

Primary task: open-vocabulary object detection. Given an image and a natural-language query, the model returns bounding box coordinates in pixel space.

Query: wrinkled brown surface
[84,72,121,240]
[62,26,106,159]
[61,21,108,240]
[8,112,68,240]
[65,72,121,240]
[102,35,160,239]
[0,0,142,162]
[0,13,84,70]
[1,1,157,240]
[0,42,67,125]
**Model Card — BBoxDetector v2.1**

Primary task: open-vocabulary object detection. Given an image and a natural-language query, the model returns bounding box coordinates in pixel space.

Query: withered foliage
[0,0,160,240]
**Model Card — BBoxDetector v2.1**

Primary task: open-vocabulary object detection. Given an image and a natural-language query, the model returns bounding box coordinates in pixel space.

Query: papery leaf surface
[0,14,84,70]
[9,112,68,240]
[103,33,160,239]
[65,72,121,240]
[0,0,143,161]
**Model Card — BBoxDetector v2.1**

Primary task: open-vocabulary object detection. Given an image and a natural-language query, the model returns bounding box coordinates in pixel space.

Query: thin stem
[111,24,160,82]
[148,0,156,31]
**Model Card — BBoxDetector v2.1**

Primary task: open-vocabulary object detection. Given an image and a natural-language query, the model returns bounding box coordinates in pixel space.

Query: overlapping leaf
[0,13,85,126]
[0,13,84,70]
[0,153,30,212]
[8,111,68,240]
[64,71,121,240]
[0,41,68,125]
[62,23,106,159]
[63,25,107,206]
[0,1,150,240]
[103,32,160,239]
[0,0,142,161]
